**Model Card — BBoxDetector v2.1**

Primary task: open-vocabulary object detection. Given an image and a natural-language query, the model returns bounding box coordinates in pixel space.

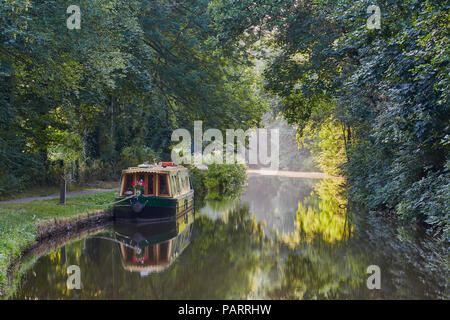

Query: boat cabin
[120,163,192,198]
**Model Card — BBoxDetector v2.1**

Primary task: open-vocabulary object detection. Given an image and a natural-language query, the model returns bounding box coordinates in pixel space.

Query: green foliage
[117,146,160,171]
[211,0,449,239]
[397,167,450,240]
[0,0,265,195]
[299,121,347,176]
[190,164,247,204]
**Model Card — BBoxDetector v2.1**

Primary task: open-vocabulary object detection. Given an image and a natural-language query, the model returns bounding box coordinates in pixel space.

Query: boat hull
[113,191,194,222]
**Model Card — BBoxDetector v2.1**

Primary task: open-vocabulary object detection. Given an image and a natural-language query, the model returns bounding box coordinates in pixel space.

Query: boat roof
[122,164,189,175]
[122,260,174,273]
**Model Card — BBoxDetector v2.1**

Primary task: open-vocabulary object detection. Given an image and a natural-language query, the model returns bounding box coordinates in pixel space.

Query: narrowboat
[114,208,194,274]
[113,162,194,221]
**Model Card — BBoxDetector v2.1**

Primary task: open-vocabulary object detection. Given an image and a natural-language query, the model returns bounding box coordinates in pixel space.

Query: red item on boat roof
[158,162,175,166]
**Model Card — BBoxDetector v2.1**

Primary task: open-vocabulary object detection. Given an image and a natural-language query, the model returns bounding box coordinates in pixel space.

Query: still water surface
[12,176,449,299]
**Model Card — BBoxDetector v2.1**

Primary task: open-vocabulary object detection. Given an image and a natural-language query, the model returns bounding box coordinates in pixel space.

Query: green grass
[0,191,118,295]
[0,180,119,201]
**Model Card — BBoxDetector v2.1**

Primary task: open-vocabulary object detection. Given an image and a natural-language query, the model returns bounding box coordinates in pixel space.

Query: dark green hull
[113,191,194,222]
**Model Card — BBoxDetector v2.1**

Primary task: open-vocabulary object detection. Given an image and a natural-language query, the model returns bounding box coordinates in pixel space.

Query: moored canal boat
[113,162,194,221]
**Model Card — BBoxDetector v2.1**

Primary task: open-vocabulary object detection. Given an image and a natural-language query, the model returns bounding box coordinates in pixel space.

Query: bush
[116,145,160,171]
[189,163,247,204]
[397,168,450,241]
[79,159,117,183]
[0,171,25,196]
[79,146,160,184]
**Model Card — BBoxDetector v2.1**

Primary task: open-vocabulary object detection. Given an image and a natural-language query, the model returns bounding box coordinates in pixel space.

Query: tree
[209,0,449,239]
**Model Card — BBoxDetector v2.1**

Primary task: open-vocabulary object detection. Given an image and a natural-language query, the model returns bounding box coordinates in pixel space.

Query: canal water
[11,175,449,299]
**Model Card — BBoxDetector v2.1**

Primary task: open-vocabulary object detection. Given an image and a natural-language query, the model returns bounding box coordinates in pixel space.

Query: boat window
[138,173,146,192]
[170,176,175,195]
[123,174,134,195]
[158,174,169,195]
[181,174,185,191]
[185,176,189,191]
[148,246,156,263]
[159,241,170,262]
[172,175,178,194]
[176,174,181,194]
[147,174,154,195]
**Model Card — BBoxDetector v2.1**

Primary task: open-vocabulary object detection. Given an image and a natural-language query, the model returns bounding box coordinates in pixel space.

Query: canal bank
[0,191,117,297]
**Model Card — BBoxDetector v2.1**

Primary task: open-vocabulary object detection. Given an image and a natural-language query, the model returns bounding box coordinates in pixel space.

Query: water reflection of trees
[111,204,268,299]
[12,178,449,299]
[266,245,367,299]
[268,178,448,299]
[296,178,353,244]
[242,176,316,234]
[13,205,269,299]
[265,178,367,299]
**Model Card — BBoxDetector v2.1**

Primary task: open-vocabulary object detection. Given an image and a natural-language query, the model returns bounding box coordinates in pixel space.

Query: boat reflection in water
[112,207,195,276]
[11,207,196,299]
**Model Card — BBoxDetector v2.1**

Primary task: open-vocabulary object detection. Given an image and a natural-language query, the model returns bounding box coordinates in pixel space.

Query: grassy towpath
[0,188,118,204]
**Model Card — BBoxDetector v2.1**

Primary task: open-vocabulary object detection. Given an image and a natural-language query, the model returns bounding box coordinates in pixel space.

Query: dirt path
[0,188,119,204]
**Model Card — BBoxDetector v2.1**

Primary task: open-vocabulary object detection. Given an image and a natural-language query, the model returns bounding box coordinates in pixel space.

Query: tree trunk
[59,176,66,205]
[74,160,79,183]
